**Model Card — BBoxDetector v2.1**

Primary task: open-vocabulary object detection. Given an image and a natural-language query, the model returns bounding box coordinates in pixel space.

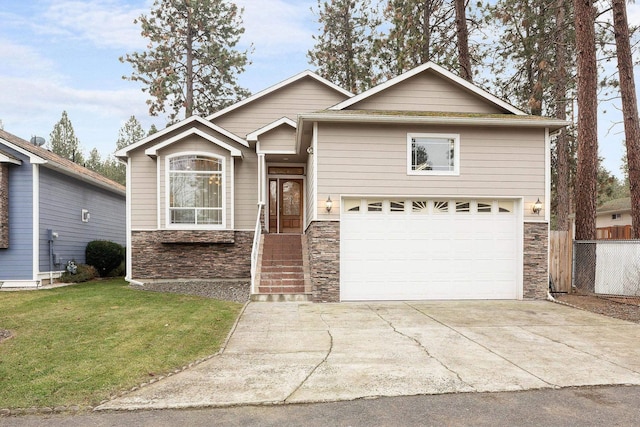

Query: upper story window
[612,213,622,220]
[168,154,223,226]
[408,133,460,176]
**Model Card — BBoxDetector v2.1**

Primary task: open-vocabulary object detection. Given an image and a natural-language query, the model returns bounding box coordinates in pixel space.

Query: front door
[269,179,303,233]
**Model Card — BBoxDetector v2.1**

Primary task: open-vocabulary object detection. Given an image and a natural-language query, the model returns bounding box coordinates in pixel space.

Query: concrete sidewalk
[97,301,640,411]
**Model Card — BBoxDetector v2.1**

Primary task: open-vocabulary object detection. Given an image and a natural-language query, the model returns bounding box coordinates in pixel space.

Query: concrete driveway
[98,301,640,411]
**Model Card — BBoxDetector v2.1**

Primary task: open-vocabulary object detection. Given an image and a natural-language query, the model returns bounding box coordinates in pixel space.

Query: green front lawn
[0,279,242,409]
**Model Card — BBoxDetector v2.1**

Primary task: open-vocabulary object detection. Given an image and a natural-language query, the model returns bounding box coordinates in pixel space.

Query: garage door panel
[341,198,521,301]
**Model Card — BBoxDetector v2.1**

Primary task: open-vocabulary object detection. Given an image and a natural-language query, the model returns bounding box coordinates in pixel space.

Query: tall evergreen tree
[378,0,458,77]
[85,148,103,174]
[116,115,145,150]
[308,0,382,93]
[121,0,251,122]
[573,0,598,240]
[553,0,573,231]
[454,0,473,82]
[49,111,84,164]
[612,0,640,237]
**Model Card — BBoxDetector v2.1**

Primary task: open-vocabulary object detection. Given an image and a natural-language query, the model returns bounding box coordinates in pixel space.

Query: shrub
[60,263,98,283]
[86,241,125,277]
[107,260,126,277]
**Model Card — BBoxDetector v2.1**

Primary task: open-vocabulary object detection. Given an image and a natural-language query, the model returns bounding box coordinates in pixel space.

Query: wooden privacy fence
[549,230,572,292]
[597,225,632,240]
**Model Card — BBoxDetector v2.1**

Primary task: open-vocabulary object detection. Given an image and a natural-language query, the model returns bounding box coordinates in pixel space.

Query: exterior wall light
[326,196,333,213]
[532,198,542,215]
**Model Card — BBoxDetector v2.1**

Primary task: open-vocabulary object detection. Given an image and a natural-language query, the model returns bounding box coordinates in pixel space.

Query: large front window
[408,133,460,175]
[169,155,223,225]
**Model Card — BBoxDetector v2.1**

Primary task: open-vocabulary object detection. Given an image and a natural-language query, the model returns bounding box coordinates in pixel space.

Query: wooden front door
[269,178,303,233]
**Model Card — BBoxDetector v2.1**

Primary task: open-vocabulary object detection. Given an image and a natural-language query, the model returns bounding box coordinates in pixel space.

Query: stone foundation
[305,221,340,302]
[523,222,549,299]
[131,230,252,280]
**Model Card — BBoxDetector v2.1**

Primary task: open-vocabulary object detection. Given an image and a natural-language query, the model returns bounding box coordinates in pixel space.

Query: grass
[0,279,242,409]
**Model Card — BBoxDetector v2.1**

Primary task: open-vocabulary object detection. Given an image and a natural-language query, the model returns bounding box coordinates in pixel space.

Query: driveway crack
[284,313,333,403]
[523,326,640,376]
[369,304,475,391]
[405,302,559,389]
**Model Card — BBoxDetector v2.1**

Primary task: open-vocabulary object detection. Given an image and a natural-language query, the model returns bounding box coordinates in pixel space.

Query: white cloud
[237,0,315,57]
[39,0,147,50]
[0,38,61,80]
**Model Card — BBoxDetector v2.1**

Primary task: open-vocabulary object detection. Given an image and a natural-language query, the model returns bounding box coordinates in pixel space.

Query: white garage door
[340,198,521,301]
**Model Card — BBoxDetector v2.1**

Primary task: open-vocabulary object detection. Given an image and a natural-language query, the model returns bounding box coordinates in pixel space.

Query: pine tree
[378,0,459,77]
[116,116,145,150]
[454,0,472,82]
[612,0,640,237]
[308,0,382,93]
[49,111,84,164]
[573,0,598,241]
[121,0,251,122]
[85,148,103,173]
[147,124,159,136]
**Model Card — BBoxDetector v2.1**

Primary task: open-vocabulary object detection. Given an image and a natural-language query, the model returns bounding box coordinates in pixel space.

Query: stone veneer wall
[523,222,549,299]
[306,221,340,302]
[131,230,252,280]
[0,164,8,249]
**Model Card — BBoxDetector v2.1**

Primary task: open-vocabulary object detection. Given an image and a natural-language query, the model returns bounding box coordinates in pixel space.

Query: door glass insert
[282,181,300,216]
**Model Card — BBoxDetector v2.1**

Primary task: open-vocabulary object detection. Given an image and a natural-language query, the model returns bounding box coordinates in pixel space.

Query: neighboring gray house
[117,62,568,302]
[0,129,126,288]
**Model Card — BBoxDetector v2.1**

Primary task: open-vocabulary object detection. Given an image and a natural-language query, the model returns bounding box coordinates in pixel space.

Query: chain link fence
[573,240,640,304]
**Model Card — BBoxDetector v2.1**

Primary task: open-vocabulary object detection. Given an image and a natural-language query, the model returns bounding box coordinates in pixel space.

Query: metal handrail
[250,204,263,294]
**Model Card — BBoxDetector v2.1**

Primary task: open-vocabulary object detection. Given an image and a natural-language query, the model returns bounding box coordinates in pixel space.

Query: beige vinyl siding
[347,70,506,114]
[130,150,158,230]
[258,126,296,153]
[316,123,545,221]
[233,146,259,229]
[214,77,350,137]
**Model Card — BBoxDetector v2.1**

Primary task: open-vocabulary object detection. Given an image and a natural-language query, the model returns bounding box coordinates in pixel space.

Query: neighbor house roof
[597,197,631,214]
[329,62,526,115]
[0,129,125,196]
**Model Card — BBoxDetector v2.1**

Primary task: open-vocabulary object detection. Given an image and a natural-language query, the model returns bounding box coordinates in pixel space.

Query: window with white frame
[408,133,459,175]
[168,154,223,226]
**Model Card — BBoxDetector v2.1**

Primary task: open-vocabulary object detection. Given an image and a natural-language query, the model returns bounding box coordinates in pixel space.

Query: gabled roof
[246,117,296,142]
[0,129,125,196]
[329,62,526,115]
[0,149,22,165]
[115,115,248,158]
[206,70,354,121]
[144,128,243,158]
[298,110,569,131]
[597,197,631,214]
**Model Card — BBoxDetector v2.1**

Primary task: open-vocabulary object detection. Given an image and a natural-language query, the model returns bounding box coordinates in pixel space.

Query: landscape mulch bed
[554,293,640,323]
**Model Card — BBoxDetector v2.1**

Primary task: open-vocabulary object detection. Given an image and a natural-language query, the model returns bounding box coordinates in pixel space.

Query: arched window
[169,155,223,225]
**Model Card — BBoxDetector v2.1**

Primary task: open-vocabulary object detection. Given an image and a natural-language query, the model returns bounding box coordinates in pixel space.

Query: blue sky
[0,0,638,179]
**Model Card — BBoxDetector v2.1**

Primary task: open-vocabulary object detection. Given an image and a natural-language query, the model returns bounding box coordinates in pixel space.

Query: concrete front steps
[252,234,311,302]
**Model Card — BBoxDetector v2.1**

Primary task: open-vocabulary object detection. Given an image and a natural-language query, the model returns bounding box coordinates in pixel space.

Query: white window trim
[164,152,226,230]
[407,133,460,176]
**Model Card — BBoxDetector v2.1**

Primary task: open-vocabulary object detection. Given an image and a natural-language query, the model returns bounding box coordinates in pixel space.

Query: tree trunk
[454,0,472,82]
[185,4,194,118]
[612,0,640,238]
[554,0,570,231]
[573,0,598,241]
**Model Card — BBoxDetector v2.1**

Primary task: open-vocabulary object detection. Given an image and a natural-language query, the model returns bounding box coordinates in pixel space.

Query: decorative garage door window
[344,199,515,215]
[169,154,223,225]
[408,133,460,175]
